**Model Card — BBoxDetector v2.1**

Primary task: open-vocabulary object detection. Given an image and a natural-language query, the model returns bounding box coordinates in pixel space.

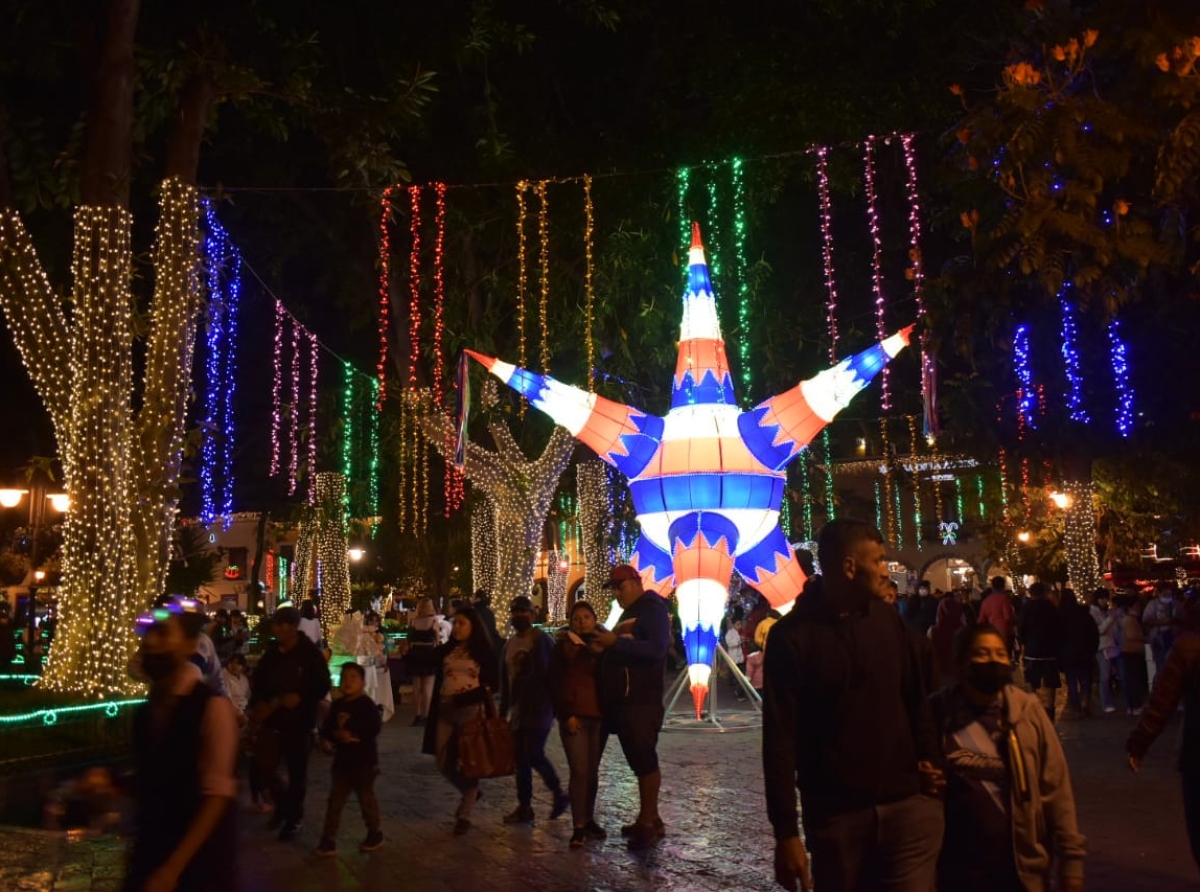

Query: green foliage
[164,523,221,598]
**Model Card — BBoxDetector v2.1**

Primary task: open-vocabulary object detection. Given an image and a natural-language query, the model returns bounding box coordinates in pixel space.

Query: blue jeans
[559,717,607,826]
[513,725,562,807]
[803,794,944,892]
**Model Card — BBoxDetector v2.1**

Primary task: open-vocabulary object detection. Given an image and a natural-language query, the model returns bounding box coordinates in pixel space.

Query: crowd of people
[107,519,1200,891]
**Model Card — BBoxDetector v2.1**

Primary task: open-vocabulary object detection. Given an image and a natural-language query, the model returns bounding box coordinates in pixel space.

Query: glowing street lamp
[347,547,366,563]
[0,489,28,508]
[47,493,70,514]
[1017,531,1032,543]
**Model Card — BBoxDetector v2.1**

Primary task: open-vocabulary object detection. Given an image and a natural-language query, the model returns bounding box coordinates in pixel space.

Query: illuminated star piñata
[465,223,911,715]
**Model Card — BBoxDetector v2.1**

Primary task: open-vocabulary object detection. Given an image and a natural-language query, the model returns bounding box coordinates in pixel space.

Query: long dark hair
[449,605,496,669]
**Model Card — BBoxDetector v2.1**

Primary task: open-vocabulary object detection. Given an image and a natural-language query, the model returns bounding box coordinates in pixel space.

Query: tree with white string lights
[421,399,575,611]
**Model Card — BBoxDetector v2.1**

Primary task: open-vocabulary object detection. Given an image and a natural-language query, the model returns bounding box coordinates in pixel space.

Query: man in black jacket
[249,605,331,841]
[763,519,943,892]
[1017,581,1063,722]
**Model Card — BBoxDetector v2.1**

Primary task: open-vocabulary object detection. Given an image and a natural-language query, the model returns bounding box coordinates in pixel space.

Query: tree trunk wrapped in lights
[421,412,574,610]
[0,180,202,696]
[292,472,352,641]
[576,458,615,609]
[470,492,498,597]
[1063,477,1102,594]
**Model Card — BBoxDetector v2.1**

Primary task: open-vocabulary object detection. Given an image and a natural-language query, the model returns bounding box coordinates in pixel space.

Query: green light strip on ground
[0,698,145,725]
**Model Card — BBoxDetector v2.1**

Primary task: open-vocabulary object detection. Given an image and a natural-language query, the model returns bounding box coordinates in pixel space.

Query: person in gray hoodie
[931,623,1085,892]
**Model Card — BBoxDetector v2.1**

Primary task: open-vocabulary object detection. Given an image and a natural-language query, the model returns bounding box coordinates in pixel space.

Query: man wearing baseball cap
[590,564,671,849]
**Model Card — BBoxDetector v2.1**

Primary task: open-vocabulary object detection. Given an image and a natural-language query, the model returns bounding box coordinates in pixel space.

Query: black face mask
[511,616,532,633]
[141,652,178,682]
[966,660,1013,695]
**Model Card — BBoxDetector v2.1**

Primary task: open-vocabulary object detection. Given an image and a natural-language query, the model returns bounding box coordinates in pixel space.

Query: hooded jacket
[931,683,1086,891]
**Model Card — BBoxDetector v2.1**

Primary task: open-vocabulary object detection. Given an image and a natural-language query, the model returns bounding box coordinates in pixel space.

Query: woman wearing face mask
[931,624,1086,892]
[550,601,610,847]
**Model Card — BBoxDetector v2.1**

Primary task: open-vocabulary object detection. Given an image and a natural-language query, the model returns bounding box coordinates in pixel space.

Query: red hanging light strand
[376,187,394,409]
[863,137,890,408]
[431,183,447,409]
[407,185,423,392]
[814,146,840,363]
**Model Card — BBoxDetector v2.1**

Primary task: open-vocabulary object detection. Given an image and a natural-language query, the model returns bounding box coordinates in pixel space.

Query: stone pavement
[1,681,1197,892]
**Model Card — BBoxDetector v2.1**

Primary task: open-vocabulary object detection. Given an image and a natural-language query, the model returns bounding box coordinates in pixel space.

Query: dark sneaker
[583,820,607,839]
[503,805,535,824]
[453,818,471,835]
[626,820,664,850]
[569,828,587,848]
[549,791,571,820]
[359,830,384,852]
[314,837,336,858]
[278,822,302,842]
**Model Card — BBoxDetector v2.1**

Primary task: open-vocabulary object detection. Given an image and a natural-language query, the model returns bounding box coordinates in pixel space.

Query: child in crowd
[222,653,251,725]
[316,663,384,856]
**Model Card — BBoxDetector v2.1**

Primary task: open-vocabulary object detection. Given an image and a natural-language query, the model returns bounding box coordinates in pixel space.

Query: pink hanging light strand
[288,316,301,495]
[307,329,319,503]
[901,134,935,428]
[814,146,840,363]
[270,299,284,476]
[863,137,890,409]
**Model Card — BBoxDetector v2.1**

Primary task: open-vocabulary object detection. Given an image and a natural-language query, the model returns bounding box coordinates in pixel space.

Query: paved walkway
[1,683,1196,891]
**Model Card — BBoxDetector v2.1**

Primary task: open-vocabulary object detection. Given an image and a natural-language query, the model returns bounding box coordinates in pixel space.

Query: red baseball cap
[602,564,641,589]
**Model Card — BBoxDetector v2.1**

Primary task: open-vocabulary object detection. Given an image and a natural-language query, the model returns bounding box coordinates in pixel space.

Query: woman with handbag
[421,605,499,835]
[550,601,610,847]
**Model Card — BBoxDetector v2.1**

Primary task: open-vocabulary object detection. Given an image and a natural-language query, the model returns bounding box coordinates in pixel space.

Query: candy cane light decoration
[464,224,911,716]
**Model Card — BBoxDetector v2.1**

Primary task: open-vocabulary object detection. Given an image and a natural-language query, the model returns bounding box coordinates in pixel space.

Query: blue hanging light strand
[1013,323,1037,430]
[1059,295,1090,424]
[1109,319,1134,437]
[199,199,241,530]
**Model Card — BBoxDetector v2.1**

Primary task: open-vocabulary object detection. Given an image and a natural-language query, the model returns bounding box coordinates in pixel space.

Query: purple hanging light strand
[814,146,840,363]
[288,315,301,495]
[270,300,284,476]
[863,137,889,408]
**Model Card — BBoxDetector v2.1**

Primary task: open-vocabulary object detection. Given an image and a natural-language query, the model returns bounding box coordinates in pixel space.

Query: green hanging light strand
[893,476,904,550]
[780,480,792,538]
[704,165,723,282]
[368,376,381,536]
[822,429,836,521]
[341,361,355,513]
[976,474,985,521]
[729,156,751,402]
[955,476,964,523]
[874,479,883,535]
[676,167,691,285]
[799,449,815,540]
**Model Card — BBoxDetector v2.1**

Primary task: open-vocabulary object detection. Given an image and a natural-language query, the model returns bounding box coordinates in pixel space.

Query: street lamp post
[0,478,68,672]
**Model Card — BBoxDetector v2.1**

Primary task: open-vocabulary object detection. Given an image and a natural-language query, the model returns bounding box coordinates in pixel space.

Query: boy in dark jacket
[315,663,383,856]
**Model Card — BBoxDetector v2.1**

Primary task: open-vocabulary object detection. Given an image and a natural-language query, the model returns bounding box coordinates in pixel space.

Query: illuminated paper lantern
[466,224,911,715]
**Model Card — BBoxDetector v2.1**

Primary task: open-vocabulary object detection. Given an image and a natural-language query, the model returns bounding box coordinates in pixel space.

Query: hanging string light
[675,167,691,286]
[874,479,884,537]
[1060,294,1090,423]
[822,428,836,521]
[407,186,423,392]
[892,473,904,550]
[288,315,301,495]
[814,146,840,363]
[368,376,380,533]
[1109,318,1134,438]
[863,138,890,408]
[270,300,284,476]
[583,175,596,391]
[1013,323,1037,430]
[907,416,923,550]
[976,475,986,520]
[377,187,394,408]
[535,179,551,373]
[398,397,409,534]
[881,417,897,545]
[431,183,448,409]
[515,181,530,381]
[954,476,964,523]
[997,446,1011,524]
[198,200,240,530]
[341,361,355,511]
[798,448,814,541]
[900,135,936,438]
[730,156,751,401]
[307,330,319,503]
[780,481,792,537]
